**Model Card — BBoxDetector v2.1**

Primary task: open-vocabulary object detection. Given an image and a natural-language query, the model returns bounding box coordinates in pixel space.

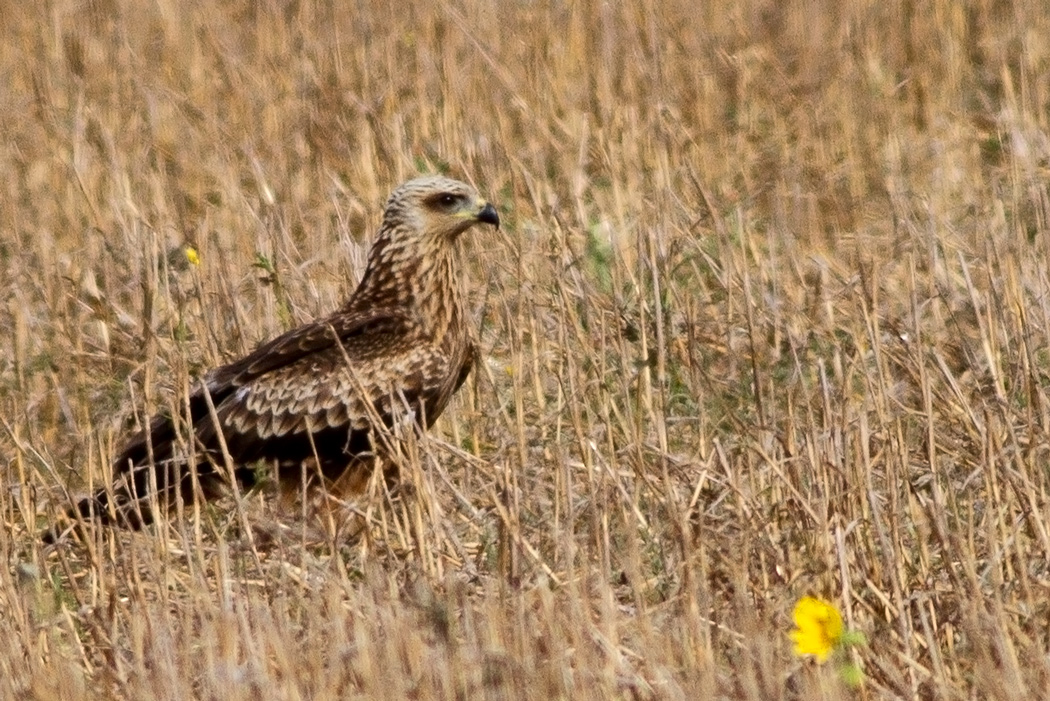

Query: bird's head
[354,176,500,308]
[381,176,500,245]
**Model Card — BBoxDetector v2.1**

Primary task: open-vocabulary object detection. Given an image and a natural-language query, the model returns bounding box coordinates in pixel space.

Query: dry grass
[3,0,1050,698]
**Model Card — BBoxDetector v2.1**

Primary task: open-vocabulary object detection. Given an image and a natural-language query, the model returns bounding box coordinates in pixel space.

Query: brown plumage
[50,176,499,537]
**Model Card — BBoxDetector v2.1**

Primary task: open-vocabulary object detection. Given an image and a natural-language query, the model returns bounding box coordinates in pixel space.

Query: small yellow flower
[165,243,201,272]
[790,597,843,663]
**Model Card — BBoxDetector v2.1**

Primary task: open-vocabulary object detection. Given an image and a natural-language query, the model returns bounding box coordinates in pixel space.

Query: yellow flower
[790,597,843,663]
[165,243,201,272]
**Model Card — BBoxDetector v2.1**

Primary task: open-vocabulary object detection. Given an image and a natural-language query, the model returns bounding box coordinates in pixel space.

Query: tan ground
[3,0,1050,698]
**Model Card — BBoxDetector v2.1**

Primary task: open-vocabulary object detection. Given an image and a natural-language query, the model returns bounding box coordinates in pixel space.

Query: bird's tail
[42,404,230,542]
[41,461,183,543]
[41,456,257,543]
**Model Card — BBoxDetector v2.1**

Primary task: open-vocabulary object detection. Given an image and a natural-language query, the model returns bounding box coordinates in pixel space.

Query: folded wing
[89,308,458,526]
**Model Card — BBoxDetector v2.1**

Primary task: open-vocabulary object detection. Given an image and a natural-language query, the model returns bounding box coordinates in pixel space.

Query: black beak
[478,203,500,228]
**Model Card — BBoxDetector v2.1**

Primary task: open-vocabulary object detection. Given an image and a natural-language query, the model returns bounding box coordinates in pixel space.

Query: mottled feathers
[50,176,499,536]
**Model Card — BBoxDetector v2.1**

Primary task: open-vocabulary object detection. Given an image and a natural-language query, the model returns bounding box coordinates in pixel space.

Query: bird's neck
[349,235,465,345]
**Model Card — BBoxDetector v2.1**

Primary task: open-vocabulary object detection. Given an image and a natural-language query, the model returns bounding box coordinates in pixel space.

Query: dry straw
[3,0,1050,698]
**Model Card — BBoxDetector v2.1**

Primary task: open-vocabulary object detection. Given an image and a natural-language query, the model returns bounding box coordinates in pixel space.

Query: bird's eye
[425,191,465,211]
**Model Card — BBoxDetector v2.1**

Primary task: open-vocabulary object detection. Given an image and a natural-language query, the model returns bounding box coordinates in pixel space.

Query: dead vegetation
[3,0,1050,698]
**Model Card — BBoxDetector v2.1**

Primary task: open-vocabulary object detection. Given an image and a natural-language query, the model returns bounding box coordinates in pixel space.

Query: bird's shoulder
[206,306,425,392]
[212,316,457,441]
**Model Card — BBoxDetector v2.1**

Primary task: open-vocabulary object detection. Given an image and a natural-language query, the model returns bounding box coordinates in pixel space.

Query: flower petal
[790,597,843,663]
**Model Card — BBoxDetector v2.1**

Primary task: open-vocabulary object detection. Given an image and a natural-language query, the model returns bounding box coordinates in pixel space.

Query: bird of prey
[49,175,499,537]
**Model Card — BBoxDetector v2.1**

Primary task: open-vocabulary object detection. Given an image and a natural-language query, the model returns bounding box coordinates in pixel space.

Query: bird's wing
[207,306,413,390]
[200,311,456,462]
[113,308,422,469]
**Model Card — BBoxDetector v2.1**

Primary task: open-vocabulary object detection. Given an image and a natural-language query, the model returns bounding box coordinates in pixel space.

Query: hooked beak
[477,202,500,229]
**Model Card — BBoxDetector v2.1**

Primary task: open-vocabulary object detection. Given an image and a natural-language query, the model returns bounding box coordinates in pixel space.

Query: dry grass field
[3,0,1050,698]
